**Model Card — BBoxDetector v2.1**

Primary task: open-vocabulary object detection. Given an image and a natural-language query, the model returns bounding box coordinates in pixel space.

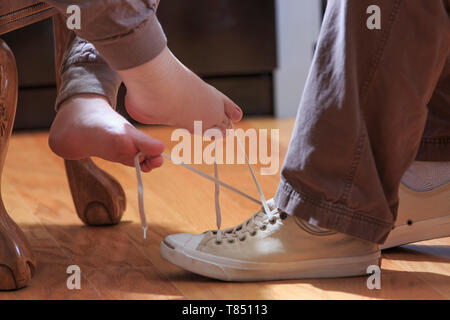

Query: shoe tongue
[266,198,276,210]
[246,198,278,223]
[209,199,277,235]
[244,202,275,226]
[252,211,267,224]
[220,205,271,234]
[260,198,277,217]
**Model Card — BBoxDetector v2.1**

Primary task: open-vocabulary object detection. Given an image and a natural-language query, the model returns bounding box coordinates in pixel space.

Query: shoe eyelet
[239,236,246,242]
[260,225,267,231]
[280,212,287,220]
[250,230,257,237]
[269,218,277,224]
[227,238,235,243]
[215,240,222,245]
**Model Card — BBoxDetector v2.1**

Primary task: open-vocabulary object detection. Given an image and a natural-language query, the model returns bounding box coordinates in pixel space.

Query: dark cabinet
[158,0,276,76]
[3,18,57,130]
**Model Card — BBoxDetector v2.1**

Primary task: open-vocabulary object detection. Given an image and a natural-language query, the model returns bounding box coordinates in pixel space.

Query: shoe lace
[215,208,274,243]
[133,120,275,241]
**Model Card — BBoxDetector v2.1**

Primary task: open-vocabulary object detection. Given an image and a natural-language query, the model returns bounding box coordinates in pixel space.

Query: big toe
[223,95,243,123]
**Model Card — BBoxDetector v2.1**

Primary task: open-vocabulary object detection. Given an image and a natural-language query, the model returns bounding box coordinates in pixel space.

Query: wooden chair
[0,2,126,290]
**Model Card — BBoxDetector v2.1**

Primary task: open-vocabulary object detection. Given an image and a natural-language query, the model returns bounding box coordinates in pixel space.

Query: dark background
[3,0,277,131]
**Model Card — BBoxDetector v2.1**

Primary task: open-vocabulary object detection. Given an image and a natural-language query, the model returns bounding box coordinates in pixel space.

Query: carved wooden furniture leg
[0,40,36,290]
[53,15,126,226]
[64,159,126,225]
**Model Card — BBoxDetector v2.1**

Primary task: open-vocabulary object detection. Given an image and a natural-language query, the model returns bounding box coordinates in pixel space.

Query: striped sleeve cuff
[55,63,122,111]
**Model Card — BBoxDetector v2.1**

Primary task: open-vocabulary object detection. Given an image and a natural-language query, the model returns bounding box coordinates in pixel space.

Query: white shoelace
[134,121,275,240]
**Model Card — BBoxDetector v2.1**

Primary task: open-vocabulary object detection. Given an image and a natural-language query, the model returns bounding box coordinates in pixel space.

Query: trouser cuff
[415,137,450,161]
[275,179,393,244]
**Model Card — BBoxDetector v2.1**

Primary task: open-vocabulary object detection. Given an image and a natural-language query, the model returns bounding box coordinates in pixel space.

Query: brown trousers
[275,0,450,244]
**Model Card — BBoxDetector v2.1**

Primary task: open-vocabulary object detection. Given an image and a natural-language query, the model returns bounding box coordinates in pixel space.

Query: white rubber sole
[381,215,450,250]
[160,240,381,282]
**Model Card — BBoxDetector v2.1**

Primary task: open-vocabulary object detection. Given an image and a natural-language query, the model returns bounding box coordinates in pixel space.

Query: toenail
[233,107,241,119]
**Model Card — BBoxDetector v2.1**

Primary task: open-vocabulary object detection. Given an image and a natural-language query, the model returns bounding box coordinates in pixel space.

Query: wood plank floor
[0,118,448,300]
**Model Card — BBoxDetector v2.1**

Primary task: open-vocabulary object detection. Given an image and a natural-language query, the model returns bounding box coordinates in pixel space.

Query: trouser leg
[416,56,450,162]
[275,0,450,243]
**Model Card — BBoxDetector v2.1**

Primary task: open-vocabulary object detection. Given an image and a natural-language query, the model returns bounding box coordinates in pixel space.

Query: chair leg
[0,39,36,291]
[64,159,126,225]
[52,14,126,226]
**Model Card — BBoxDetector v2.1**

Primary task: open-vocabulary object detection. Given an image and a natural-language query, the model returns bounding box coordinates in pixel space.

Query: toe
[222,117,231,130]
[223,94,242,122]
[131,126,165,157]
[146,155,164,169]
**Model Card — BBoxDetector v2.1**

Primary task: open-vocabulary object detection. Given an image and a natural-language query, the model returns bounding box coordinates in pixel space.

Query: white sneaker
[160,199,380,281]
[382,182,450,250]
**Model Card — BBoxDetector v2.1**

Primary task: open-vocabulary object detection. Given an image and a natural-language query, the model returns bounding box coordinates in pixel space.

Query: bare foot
[49,94,164,172]
[118,46,243,134]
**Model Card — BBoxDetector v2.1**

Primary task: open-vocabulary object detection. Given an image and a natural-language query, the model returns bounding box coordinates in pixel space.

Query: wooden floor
[0,118,448,300]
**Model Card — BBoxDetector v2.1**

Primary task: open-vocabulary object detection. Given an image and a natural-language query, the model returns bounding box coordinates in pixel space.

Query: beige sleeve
[45,0,167,70]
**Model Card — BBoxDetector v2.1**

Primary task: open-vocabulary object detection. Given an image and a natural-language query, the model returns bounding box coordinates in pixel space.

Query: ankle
[118,45,174,89]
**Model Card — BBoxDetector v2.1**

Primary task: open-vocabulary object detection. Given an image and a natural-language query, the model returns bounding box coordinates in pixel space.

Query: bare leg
[53,14,127,226]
